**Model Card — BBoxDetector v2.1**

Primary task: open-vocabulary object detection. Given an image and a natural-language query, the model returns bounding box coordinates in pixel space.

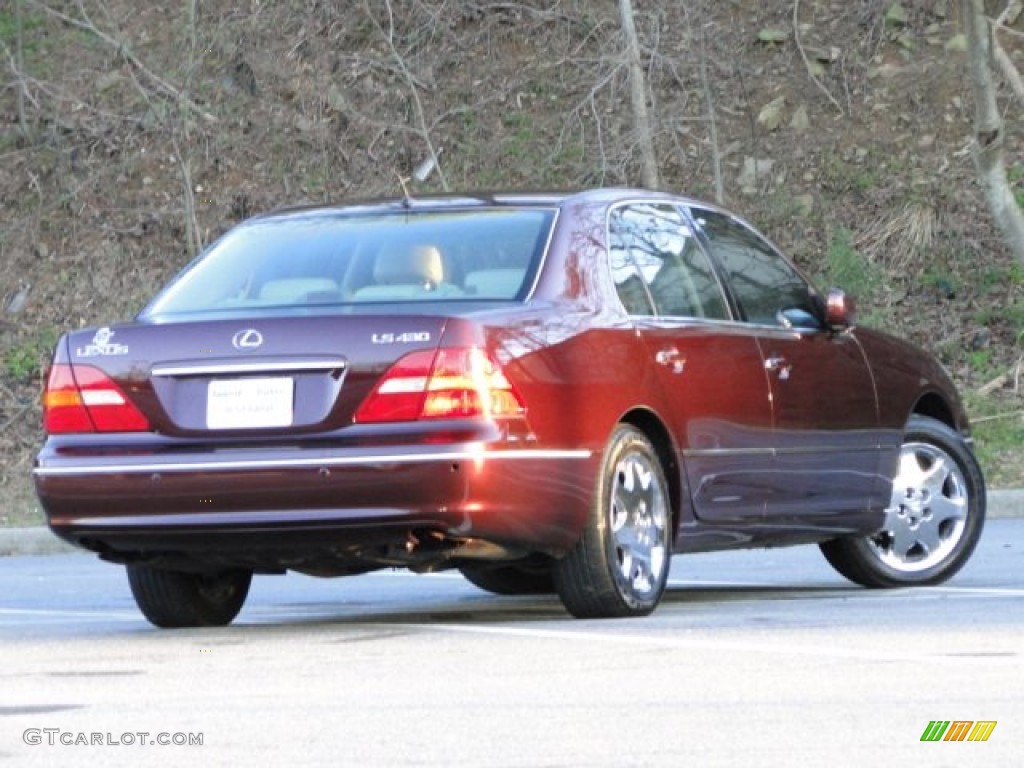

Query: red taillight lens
[422,348,522,419]
[42,365,94,433]
[353,350,435,423]
[354,347,525,423]
[42,364,150,434]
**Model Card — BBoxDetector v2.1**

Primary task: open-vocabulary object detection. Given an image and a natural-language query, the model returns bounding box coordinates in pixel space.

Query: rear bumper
[33,443,595,568]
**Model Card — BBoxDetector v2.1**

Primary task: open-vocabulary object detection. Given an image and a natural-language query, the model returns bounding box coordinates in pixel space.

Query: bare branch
[698,24,724,203]
[0,35,41,116]
[335,53,435,93]
[993,3,1024,107]
[0,402,34,435]
[993,41,1024,106]
[363,0,449,191]
[589,95,609,185]
[123,65,201,256]
[793,0,844,115]
[971,408,1024,423]
[28,0,217,123]
[994,0,1022,27]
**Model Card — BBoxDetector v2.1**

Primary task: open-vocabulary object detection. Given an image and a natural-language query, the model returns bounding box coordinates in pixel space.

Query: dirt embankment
[2,1,1024,523]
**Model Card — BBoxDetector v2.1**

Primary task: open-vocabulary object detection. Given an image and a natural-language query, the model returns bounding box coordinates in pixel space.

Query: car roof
[252,192,570,222]
[245,188,727,226]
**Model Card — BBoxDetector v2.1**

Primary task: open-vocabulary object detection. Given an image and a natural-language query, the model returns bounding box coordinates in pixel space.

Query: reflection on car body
[34,188,986,627]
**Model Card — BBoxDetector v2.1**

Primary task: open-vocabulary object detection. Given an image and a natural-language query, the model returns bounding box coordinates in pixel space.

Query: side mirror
[776,307,821,330]
[825,288,857,330]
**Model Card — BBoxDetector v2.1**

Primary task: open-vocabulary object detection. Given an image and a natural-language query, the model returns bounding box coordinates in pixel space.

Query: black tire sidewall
[596,425,672,613]
[127,566,252,628]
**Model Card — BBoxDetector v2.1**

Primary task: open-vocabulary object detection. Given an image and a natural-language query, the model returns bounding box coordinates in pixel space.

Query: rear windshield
[141,208,556,318]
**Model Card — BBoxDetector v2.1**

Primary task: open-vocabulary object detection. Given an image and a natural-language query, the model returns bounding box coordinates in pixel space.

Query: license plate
[206,377,294,429]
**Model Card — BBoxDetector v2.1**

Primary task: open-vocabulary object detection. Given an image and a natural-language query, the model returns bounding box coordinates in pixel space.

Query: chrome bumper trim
[151,358,347,376]
[33,448,592,477]
[69,508,413,527]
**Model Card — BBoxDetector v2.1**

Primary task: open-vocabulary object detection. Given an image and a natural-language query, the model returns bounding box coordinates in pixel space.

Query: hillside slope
[2,0,1024,523]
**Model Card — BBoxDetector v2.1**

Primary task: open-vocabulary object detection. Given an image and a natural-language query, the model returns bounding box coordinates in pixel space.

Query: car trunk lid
[61,315,449,435]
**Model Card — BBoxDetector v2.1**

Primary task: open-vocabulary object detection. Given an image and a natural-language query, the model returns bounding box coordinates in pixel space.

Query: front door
[691,207,882,524]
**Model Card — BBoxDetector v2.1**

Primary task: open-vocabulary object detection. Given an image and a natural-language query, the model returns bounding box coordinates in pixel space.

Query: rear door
[608,202,775,522]
[689,207,883,522]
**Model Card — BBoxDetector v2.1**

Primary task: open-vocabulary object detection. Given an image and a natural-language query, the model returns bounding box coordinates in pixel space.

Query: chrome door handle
[764,356,791,380]
[655,347,686,375]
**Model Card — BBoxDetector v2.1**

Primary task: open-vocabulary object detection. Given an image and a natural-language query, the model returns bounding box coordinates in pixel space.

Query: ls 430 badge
[371,332,431,344]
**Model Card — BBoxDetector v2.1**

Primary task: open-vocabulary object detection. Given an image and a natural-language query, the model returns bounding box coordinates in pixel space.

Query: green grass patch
[823,226,882,302]
[966,348,993,377]
[1010,164,1024,209]
[964,393,1024,487]
[0,5,45,52]
[921,267,959,299]
[3,327,59,382]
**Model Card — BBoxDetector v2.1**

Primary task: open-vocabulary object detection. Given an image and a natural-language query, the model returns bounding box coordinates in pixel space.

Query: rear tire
[459,563,555,595]
[126,565,252,628]
[554,425,672,618]
[820,415,985,588]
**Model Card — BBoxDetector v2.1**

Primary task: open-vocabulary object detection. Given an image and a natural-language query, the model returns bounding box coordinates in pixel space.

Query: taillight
[354,347,525,423]
[43,364,150,434]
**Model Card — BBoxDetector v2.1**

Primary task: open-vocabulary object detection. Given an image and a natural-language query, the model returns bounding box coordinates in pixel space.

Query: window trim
[684,204,827,331]
[139,206,560,320]
[606,199,734,322]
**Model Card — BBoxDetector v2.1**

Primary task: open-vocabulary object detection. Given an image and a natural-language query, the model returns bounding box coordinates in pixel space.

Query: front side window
[691,208,818,327]
[141,209,555,319]
[608,203,729,320]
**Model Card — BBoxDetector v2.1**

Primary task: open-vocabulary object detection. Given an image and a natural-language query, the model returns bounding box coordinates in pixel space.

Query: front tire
[820,415,985,587]
[126,565,252,628]
[554,425,672,618]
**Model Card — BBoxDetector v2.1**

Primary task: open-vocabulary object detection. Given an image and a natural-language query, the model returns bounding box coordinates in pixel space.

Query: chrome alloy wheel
[554,425,673,618]
[870,441,969,572]
[608,452,669,597]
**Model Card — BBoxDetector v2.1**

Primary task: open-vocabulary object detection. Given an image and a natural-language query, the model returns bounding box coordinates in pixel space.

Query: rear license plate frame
[206,377,294,429]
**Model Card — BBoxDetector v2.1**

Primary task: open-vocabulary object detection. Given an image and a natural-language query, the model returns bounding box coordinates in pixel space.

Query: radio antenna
[395,171,413,208]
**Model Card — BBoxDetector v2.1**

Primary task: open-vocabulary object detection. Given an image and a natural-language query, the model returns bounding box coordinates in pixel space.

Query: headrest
[373,244,444,286]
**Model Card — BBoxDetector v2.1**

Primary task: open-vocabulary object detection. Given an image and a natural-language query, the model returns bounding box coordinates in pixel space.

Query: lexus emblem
[232,329,264,350]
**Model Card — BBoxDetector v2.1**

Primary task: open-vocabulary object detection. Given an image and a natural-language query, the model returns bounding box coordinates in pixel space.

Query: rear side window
[143,209,555,317]
[609,203,729,320]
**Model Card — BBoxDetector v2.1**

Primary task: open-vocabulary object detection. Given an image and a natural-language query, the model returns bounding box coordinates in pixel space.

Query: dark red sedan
[34,189,986,627]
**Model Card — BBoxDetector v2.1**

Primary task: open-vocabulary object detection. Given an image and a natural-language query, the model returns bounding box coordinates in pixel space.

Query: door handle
[764,356,791,380]
[655,347,686,375]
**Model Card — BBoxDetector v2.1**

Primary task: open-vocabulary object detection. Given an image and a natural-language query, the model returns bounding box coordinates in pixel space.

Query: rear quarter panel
[462,198,689,543]
[475,196,672,456]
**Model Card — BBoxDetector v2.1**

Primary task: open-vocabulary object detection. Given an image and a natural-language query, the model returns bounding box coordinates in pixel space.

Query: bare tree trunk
[14,0,30,139]
[618,0,660,190]
[186,0,198,53]
[174,137,202,257]
[698,25,724,203]
[965,0,1024,262]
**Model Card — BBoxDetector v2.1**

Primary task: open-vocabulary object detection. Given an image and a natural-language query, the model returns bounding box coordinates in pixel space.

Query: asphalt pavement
[1,520,1022,766]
